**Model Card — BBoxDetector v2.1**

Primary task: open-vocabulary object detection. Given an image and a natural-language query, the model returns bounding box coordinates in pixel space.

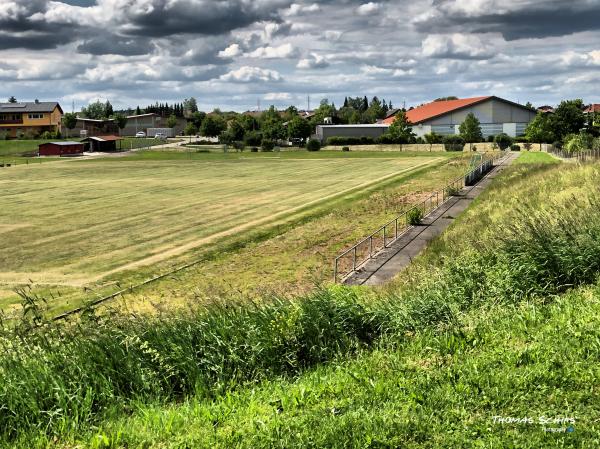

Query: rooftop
[0,101,62,114]
[383,97,491,125]
[43,141,83,146]
[317,124,390,128]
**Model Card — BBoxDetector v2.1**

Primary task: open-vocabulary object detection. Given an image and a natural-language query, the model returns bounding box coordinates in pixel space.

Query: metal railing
[333,152,505,283]
[548,148,600,162]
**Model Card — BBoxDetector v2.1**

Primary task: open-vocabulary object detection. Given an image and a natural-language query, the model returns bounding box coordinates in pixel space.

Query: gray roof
[316,124,390,128]
[0,102,62,113]
[43,141,83,146]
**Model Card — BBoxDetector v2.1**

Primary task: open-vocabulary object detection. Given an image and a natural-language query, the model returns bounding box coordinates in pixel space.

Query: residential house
[0,101,63,138]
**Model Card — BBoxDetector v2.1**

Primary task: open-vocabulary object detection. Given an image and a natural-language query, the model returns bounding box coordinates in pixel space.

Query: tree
[565,131,594,153]
[525,113,555,143]
[386,110,415,143]
[243,130,262,147]
[238,114,258,132]
[287,116,312,141]
[434,96,458,102]
[260,106,285,141]
[63,112,77,138]
[227,118,245,141]
[361,96,369,112]
[167,114,177,129]
[459,113,483,150]
[309,100,336,127]
[135,106,142,115]
[8,96,17,103]
[184,122,197,136]
[366,96,385,122]
[525,101,533,109]
[104,100,114,118]
[183,97,199,117]
[553,99,585,140]
[200,115,226,137]
[114,114,127,136]
[191,111,206,129]
[424,132,443,151]
[283,106,299,122]
[81,100,107,120]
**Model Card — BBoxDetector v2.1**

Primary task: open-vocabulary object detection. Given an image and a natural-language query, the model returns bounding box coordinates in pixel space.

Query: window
[28,113,44,119]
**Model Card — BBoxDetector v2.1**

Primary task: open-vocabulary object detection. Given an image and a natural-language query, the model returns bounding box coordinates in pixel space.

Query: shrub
[244,131,262,147]
[326,136,375,146]
[0,131,7,140]
[232,141,245,152]
[552,140,563,150]
[487,135,495,142]
[342,146,350,152]
[306,139,321,151]
[415,137,425,144]
[510,144,521,151]
[407,207,423,225]
[261,139,275,152]
[446,185,461,196]
[443,135,465,151]
[251,147,259,152]
[494,133,513,150]
[375,134,397,144]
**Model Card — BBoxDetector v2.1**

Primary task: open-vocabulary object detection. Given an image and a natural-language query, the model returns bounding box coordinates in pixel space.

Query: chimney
[35,99,39,104]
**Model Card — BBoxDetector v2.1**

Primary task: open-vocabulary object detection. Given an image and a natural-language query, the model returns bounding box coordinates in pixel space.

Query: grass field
[5,154,600,447]
[0,150,467,313]
[0,139,55,156]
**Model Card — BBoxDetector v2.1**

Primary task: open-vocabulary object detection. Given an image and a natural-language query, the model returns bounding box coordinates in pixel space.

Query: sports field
[0,152,449,294]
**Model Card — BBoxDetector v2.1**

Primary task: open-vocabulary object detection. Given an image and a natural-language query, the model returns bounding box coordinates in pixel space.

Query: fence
[333,152,505,283]
[548,148,600,162]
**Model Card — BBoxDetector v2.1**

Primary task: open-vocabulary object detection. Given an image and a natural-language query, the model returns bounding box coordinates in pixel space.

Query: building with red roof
[382,96,537,138]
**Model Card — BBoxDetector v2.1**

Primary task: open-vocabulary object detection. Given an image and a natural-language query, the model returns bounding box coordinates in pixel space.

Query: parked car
[154,133,166,140]
[135,131,146,138]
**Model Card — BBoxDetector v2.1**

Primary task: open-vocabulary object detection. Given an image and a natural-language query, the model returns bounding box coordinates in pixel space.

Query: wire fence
[548,148,600,162]
[333,152,505,283]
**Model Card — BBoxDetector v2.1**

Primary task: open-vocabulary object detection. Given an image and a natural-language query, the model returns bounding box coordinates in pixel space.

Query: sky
[1,0,599,112]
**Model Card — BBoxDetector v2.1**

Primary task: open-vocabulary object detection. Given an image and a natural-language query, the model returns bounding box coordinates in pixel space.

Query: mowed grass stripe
[0,156,440,284]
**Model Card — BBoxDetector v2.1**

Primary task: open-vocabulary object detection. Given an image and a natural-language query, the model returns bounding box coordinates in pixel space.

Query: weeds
[2,161,600,445]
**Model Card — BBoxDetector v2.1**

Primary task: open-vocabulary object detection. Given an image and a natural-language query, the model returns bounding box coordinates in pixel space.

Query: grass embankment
[0,151,465,314]
[0,139,53,156]
[2,157,600,447]
[512,151,559,165]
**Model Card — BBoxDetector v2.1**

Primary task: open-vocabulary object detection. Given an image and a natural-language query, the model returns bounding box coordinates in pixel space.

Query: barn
[38,141,85,156]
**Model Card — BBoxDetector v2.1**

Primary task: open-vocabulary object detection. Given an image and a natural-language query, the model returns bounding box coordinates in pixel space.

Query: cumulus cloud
[246,43,298,59]
[264,92,292,100]
[220,66,282,82]
[219,43,243,58]
[297,53,329,69]
[421,34,494,59]
[356,2,381,15]
[283,3,320,16]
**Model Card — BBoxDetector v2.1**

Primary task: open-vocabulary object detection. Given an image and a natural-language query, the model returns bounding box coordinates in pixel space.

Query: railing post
[383,226,386,248]
[353,247,357,270]
[334,258,338,283]
[369,236,373,258]
[395,218,398,240]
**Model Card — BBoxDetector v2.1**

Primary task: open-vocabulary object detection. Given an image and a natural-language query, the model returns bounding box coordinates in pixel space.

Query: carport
[81,135,122,152]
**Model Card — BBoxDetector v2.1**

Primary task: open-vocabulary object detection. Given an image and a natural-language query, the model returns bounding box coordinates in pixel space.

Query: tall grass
[2,162,600,444]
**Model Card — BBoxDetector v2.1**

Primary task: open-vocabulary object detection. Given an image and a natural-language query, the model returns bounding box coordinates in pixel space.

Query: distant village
[0,95,598,156]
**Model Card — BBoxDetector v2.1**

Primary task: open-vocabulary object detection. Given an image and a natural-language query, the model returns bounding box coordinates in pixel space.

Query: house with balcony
[0,101,63,138]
